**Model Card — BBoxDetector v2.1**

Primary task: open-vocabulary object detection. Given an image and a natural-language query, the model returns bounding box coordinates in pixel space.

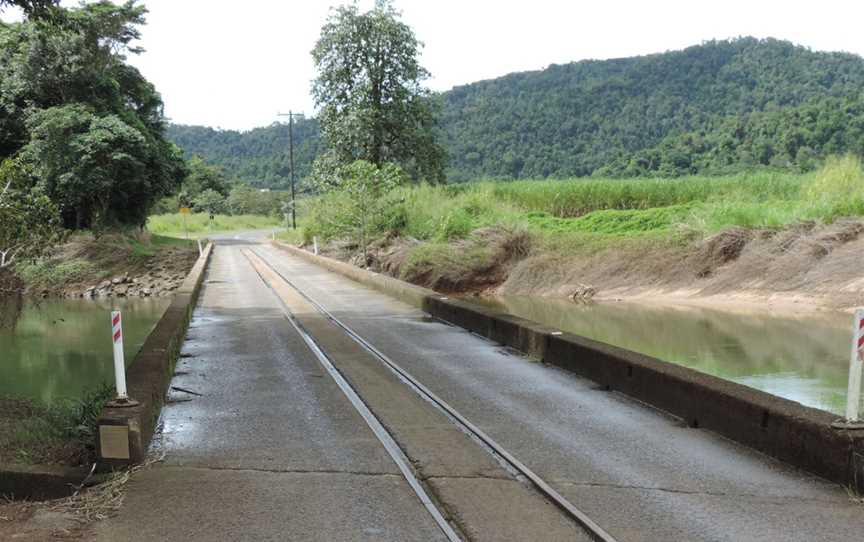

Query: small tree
[184,156,230,200]
[193,188,226,216]
[227,184,257,215]
[313,160,405,263]
[0,160,63,270]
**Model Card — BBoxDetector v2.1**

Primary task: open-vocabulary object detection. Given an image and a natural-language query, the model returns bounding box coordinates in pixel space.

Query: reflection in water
[0,291,23,331]
[478,296,857,415]
[0,298,170,404]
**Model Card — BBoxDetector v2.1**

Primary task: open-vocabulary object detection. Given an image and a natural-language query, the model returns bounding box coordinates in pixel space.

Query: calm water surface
[478,296,857,415]
[0,298,169,404]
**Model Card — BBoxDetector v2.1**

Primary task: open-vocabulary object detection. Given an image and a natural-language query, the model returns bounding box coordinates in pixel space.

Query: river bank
[13,232,199,300]
[314,216,864,316]
[298,158,864,315]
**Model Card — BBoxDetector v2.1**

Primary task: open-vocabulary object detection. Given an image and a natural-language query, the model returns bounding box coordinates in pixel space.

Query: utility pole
[277,111,304,230]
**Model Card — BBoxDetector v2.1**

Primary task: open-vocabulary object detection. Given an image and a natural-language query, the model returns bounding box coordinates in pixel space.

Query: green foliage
[304,157,864,255]
[0,1,185,229]
[166,120,321,190]
[21,104,155,228]
[0,159,64,269]
[147,213,280,237]
[490,173,801,217]
[306,160,406,254]
[169,38,864,185]
[193,188,226,215]
[401,241,495,283]
[598,96,864,178]
[441,37,864,180]
[225,183,290,216]
[0,383,112,465]
[311,0,445,182]
[0,1,57,16]
[184,156,230,199]
[801,154,864,219]
[524,205,696,236]
[16,259,96,287]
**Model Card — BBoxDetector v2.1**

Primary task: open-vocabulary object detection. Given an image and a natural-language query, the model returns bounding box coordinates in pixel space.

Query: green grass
[304,155,864,255]
[0,384,113,465]
[16,259,98,288]
[16,231,198,294]
[147,213,281,237]
[276,227,306,245]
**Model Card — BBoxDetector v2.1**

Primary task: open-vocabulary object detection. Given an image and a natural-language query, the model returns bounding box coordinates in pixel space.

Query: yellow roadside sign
[179,207,191,215]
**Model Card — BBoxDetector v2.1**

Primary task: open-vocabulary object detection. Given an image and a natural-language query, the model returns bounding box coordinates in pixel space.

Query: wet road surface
[98,233,864,541]
[253,241,864,542]
[96,238,447,542]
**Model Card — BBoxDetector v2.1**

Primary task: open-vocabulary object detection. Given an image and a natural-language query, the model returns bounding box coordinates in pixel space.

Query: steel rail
[243,250,463,542]
[251,248,619,542]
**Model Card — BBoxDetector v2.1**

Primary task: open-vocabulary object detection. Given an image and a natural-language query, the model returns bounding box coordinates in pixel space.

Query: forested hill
[168,37,864,185]
[166,120,321,189]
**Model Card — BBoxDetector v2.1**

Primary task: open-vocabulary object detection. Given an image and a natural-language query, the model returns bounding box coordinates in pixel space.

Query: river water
[0,298,170,404]
[478,296,858,415]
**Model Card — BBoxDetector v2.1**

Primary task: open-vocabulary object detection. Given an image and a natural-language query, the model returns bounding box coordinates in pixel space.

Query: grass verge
[147,213,281,238]
[0,385,113,467]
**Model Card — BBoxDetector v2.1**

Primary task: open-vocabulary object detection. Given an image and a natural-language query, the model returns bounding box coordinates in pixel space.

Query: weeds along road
[98,233,864,541]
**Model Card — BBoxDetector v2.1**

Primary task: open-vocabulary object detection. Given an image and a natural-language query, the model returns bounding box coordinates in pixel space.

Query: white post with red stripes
[111,310,128,401]
[844,309,864,422]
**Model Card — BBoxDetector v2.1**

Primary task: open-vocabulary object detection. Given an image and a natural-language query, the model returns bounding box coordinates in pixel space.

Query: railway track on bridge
[244,247,618,542]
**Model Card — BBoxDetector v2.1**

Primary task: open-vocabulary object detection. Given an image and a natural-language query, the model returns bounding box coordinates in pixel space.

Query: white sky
[6,1,864,130]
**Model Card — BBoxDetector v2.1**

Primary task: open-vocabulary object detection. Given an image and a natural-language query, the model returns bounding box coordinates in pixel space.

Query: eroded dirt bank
[318,219,864,313]
[16,233,198,300]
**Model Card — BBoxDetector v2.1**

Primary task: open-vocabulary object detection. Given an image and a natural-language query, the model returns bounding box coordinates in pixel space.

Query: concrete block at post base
[97,407,145,468]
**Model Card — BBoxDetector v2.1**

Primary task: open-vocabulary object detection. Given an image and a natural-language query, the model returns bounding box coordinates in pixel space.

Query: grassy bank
[298,156,864,303]
[16,232,198,297]
[0,386,111,466]
[147,213,281,238]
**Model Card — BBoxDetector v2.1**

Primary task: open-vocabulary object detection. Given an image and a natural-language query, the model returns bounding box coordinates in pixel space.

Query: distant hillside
[166,120,321,189]
[595,95,864,177]
[167,37,864,185]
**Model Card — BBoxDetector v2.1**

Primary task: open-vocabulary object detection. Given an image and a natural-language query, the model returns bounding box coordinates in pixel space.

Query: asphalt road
[98,233,864,541]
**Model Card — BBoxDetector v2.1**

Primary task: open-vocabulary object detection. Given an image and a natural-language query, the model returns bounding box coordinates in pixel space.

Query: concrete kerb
[95,241,214,471]
[270,240,864,491]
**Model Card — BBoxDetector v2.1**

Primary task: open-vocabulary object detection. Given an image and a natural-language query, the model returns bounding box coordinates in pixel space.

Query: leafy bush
[193,189,226,215]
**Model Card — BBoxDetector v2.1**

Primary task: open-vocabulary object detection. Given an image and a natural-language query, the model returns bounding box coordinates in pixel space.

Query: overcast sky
[8,1,864,130]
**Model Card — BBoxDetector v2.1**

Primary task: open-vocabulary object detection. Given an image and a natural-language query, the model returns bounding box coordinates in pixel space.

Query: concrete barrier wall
[0,464,93,501]
[272,241,435,309]
[96,242,214,469]
[273,241,864,491]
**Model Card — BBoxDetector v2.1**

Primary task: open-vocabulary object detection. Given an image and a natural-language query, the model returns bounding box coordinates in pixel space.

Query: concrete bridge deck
[97,234,864,541]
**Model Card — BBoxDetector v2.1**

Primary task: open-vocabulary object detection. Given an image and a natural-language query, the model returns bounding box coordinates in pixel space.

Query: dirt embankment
[20,233,198,300]
[320,220,864,313]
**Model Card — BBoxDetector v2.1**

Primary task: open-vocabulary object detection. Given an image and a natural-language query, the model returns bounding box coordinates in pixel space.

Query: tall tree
[184,156,230,199]
[0,0,57,17]
[0,1,186,229]
[311,0,445,183]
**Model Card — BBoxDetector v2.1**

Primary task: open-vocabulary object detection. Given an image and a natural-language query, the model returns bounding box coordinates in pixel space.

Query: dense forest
[166,120,321,190]
[168,37,864,185]
[0,1,185,230]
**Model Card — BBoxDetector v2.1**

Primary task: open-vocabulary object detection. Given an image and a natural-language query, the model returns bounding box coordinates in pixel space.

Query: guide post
[108,311,138,407]
[842,309,864,423]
